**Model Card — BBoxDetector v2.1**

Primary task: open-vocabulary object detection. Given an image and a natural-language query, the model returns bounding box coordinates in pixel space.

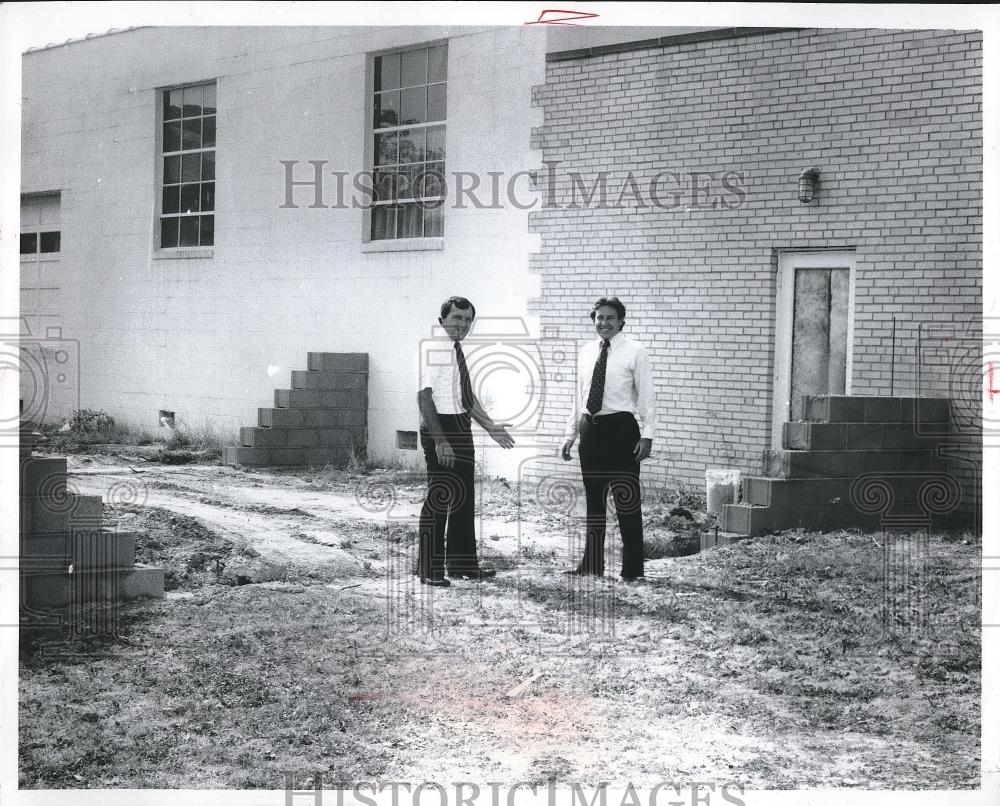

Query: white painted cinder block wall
[21,26,547,472]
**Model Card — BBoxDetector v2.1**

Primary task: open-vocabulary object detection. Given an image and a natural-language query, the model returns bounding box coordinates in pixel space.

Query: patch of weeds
[243,503,315,517]
[478,548,519,571]
[519,543,558,562]
[915,646,980,681]
[931,710,977,733]
[39,409,160,449]
[641,596,684,622]
[158,449,196,464]
[644,527,700,559]
[804,701,846,729]
[732,618,771,646]
[36,409,234,462]
[643,484,707,522]
[65,409,115,433]
[384,525,418,545]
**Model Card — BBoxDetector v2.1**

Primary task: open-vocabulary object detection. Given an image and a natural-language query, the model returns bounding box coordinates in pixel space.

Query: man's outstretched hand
[488,424,516,449]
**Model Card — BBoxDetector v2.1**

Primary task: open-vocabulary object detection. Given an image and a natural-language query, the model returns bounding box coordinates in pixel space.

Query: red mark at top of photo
[525,9,600,25]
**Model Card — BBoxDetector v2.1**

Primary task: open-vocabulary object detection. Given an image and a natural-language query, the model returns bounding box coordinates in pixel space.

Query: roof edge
[24,25,148,55]
[546,27,804,62]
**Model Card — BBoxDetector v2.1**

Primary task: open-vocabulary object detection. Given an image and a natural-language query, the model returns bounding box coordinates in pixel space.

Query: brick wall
[529,27,982,520]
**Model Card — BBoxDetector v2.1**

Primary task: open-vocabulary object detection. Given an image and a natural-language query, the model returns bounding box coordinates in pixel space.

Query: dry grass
[36,409,234,462]
[19,508,980,788]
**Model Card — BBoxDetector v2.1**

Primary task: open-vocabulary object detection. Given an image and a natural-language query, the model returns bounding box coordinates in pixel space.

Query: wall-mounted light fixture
[798,167,820,203]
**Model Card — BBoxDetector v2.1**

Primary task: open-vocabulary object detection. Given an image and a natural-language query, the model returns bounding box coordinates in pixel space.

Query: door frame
[772,249,857,449]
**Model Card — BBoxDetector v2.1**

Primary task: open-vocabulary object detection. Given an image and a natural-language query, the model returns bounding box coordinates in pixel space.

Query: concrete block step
[274,389,368,410]
[21,529,138,571]
[225,446,356,467]
[20,427,36,458]
[700,530,750,551]
[783,422,952,451]
[258,407,368,428]
[307,352,369,373]
[240,426,366,449]
[69,495,105,528]
[289,370,367,391]
[259,407,305,428]
[743,475,951,508]
[122,564,166,599]
[763,449,946,479]
[22,563,165,609]
[723,503,885,535]
[20,456,67,498]
[24,492,104,535]
[803,395,950,425]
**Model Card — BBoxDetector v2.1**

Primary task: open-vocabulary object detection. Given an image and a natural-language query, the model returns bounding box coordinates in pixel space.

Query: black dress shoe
[420,577,451,587]
[620,575,646,583]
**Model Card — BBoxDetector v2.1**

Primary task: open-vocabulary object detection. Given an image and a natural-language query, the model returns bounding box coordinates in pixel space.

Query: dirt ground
[18,449,981,790]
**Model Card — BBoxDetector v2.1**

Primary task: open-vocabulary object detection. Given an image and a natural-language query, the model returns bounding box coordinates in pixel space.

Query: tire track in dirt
[70,469,365,573]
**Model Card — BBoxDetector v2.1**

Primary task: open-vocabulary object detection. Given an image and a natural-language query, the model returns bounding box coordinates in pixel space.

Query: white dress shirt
[563,332,657,441]
[418,340,466,415]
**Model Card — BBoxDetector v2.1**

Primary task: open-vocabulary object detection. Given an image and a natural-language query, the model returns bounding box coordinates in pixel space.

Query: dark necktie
[586,339,610,415]
[454,341,474,412]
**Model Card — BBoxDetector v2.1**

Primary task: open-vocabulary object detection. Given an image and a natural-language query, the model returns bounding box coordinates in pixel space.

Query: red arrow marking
[525,9,601,25]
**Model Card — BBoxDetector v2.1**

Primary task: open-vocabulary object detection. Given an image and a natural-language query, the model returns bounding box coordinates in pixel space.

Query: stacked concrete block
[19,425,165,611]
[723,396,967,535]
[224,353,368,467]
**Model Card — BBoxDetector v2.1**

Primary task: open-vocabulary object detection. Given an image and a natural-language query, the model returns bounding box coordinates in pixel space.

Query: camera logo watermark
[1,318,80,449]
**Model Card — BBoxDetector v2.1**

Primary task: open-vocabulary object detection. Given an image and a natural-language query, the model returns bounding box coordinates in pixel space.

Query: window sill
[361,238,443,254]
[153,247,215,260]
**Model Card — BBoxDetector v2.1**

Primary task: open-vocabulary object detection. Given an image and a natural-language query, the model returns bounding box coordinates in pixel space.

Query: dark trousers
[417,413,480,579]
[577,412,645,579]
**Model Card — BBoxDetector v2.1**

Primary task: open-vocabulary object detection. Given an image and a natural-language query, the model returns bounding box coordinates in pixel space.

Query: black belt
[582,411,634,426]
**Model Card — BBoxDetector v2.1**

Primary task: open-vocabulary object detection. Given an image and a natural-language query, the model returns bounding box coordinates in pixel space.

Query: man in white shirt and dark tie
[417,296,515,587]
[560,296,656,582]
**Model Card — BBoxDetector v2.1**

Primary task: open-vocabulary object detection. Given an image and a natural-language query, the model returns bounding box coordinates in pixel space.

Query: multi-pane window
[19,231,60,254]
[159,82,216,248]
[20,194,61,254]
[371,44,446,240]
[20,193,62,337]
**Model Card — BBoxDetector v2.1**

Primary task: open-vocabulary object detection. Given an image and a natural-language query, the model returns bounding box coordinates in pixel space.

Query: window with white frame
[159,82,216,248]
[20,193,61,255]
[370,43,446,240]
[20,193,62,336]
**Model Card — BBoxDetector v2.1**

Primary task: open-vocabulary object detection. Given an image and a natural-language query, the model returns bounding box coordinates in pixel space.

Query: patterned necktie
[586,339,611,415]
[454,341,474,412]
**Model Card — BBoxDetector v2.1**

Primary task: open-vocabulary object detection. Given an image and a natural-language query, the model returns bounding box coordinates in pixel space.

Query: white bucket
[706,468,740,517]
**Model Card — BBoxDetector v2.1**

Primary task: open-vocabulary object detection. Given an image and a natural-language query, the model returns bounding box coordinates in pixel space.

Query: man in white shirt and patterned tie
[560,296,656,581]
[417,296,515,587]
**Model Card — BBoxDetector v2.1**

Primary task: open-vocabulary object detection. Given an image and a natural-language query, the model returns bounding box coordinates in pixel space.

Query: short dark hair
[590,296,626,322]
[440,296,476,320]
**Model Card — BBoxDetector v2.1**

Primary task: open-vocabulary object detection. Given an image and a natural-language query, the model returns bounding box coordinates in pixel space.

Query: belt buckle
[583,413,598,425]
